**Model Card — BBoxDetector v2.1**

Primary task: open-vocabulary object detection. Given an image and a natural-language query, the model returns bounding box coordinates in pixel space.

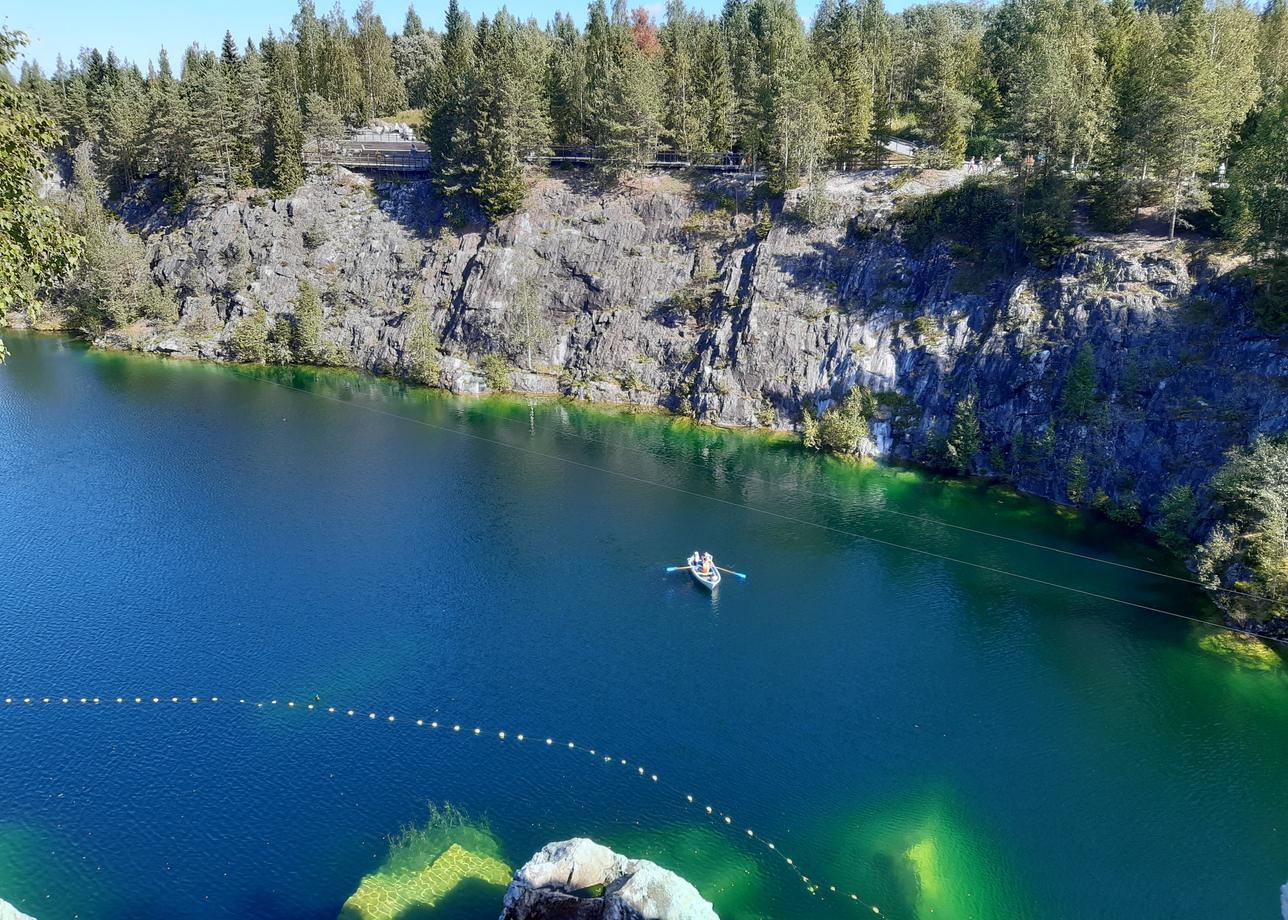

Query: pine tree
[604,38,662,167]
[187,51,240,198]
[661,0,702,155]
[547,12,588,145]
[695,21,733,151]
[143,47,194,204]
[1225,87,1288,261]
[912,6,979,165]
[1261,0,1288,99]
[945,394,982,474]
[291,279,324,361]
[584,0,619,148]
[465,12,551,217]
[234,40,269,186]
[818,0,875,169]
[425,0,476,198]
[1061,342,1097,420]
[721,0,761,164]
[263,45,304,194]
[221,31,241,68]
[393,7,440,108]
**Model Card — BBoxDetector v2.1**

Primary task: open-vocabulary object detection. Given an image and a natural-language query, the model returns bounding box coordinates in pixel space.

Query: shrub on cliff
[1156,484,1198,554]
[944,395,982,475]
[405,301,443,386]
[1060,343,1098,421]
[479,354,511,391]
[231,308,270,363]
[817,388,875,454]
[291,281,325,363]
[898,176,1078,272]
[1197,435,1288,621]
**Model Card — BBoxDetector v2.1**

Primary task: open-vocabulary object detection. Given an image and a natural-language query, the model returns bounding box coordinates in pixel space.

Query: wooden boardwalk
[306,137,918,175]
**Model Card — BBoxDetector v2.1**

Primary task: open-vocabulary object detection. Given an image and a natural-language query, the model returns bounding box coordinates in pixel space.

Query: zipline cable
[228,368,1287,647]
[450,396,1280,604]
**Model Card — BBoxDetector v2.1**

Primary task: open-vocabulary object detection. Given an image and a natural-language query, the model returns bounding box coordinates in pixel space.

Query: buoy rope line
[1,693,887,916]
[469,402,1280,605]
[228,369,1287,647]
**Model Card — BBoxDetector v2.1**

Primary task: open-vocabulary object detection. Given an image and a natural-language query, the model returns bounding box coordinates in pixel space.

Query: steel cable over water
[230,368,1287,646]
[463,398,1280,604]
[1,694,888,916]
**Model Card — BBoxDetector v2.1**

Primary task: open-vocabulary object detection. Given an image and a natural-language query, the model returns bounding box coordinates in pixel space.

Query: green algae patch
[1197,631,1284,670]
[825,789,1032,920]
[338,804,511,920]
[339,842,510,920]
[601,824,769,919]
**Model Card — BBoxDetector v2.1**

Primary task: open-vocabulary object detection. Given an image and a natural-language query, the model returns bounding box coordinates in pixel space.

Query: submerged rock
[501,837,718,920]
[0,899,36,920]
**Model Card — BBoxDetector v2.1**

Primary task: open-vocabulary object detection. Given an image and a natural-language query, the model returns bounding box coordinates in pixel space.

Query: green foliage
[800,405,820,450]
[291,280,324,363]
[1066,452,1089,505]
[898,176,1077,272]
[231,308,270,363]
[1224,87,1288,262]
[944,394,982,475]
[505,277,549,370]
[1156,483,1198,554]
[404,298,442,386]
[817,387,875,454]
[1197,435,1288,620]
[0,29,81,361]
[1060,342,1097,421]
[1245,259,1288,332]
[59,147,171,332]
[479,353,511,391]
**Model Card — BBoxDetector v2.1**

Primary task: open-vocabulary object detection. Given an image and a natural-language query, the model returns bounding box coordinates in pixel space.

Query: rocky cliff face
[67,167,1288,546]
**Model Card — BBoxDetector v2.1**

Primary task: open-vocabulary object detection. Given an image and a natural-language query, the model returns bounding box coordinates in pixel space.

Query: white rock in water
[502,837,718,920]
[0,898,37,920]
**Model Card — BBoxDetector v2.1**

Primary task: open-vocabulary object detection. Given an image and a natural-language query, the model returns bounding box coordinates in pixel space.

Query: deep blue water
[1,331,1286,920]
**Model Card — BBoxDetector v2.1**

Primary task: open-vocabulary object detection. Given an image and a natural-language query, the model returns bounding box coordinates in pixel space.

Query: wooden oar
[664,564,692,572]
[715,565,747,579]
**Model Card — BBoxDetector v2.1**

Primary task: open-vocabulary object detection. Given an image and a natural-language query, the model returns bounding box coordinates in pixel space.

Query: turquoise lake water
[1,330,1286,919]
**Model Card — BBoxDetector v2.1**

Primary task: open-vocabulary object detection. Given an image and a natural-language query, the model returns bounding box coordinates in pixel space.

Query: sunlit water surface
[1,332,1285,920]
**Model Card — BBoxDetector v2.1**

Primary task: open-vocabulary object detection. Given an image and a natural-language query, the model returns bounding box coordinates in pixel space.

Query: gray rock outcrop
[34,165,1287,629]
[0,898,36,920]
[500,837,718,920]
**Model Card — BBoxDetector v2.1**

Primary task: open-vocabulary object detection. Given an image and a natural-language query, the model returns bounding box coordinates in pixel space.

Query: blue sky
[4,0,918,74]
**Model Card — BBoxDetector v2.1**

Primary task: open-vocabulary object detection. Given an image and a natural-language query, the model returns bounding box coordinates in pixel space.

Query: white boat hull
[689,564,721,590]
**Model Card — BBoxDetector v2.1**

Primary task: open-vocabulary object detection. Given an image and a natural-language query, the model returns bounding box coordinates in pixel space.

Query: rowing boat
[690,562,721,590]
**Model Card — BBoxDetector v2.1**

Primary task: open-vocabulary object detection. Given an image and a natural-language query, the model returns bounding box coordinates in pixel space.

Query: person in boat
[689,550,700,568]
[701,552,713,575]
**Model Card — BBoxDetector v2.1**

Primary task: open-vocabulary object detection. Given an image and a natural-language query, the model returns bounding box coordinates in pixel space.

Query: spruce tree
[426,0,476,196]
[263,45,304,194]
[291,279,324,361]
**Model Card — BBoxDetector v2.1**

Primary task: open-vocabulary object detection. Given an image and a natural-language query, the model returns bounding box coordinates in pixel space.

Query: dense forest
[8,0,1288,245]
[4,2,1288,622]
